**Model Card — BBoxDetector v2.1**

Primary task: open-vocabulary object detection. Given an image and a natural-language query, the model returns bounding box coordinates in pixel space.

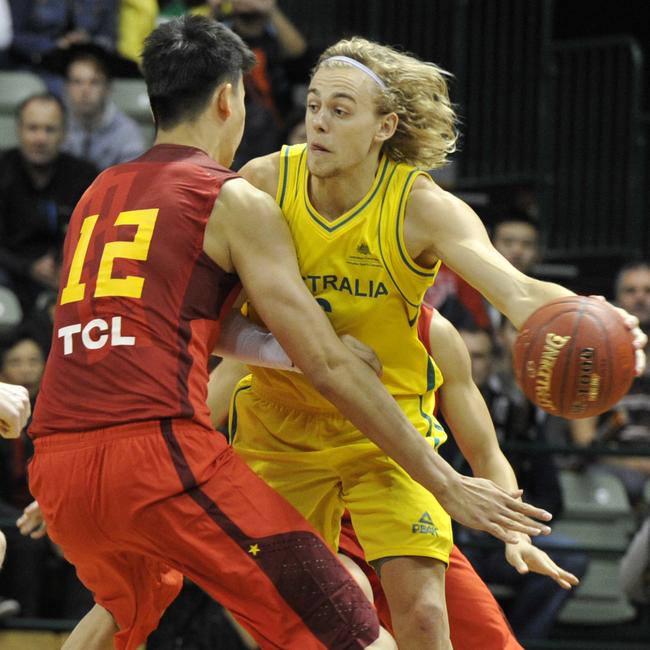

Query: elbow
[303,363,339,400]
[300,351,348,401]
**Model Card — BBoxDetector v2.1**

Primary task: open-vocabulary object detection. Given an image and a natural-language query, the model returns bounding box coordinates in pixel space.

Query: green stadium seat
[558,558,637,625]
[0,71,47,113]
[559,469,632,520]
[111,78,152,123]
[0,113,17,149]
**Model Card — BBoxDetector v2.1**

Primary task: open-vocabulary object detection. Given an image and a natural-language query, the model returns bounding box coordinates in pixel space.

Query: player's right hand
[340,334,382,376]
[505,536,580,589]
[0,382,31,439]
[440,474,553,544]
[17,501,48,539]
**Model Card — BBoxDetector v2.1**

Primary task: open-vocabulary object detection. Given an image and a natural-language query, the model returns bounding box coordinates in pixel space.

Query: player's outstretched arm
[0,381,31,439]
[431,312,578,587]
[404,177,573,330]
[204,178,552,544]
[404,178,647,374]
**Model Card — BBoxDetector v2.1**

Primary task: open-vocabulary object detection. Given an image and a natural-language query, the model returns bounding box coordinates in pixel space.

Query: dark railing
[547,37,646,259]
[280,0,648,262]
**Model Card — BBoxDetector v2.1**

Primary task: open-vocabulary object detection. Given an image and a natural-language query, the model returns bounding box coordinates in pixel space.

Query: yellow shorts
[230,377,452,565]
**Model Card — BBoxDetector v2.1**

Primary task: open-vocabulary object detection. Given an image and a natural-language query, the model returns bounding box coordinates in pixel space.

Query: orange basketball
[513,296,636,419]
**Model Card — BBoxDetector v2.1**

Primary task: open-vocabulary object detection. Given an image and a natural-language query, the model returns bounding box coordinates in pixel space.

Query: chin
[307,155,338,179]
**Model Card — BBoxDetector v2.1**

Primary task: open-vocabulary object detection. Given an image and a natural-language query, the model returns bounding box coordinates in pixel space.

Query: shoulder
[0,149,18,180]
[406,174,466,222]
[0,148,18,167]
[216,176,279,221]
[238,151,281,198]
[113,109,142,135]
[58,153,98,179]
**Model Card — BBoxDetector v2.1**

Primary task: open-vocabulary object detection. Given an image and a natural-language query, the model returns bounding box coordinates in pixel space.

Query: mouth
[309,143,330,153]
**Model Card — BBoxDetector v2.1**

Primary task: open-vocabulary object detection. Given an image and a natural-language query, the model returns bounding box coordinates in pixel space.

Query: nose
[311,108,327,132]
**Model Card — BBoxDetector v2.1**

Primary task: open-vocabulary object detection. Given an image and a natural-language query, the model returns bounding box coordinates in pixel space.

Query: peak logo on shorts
[412,511,438,536]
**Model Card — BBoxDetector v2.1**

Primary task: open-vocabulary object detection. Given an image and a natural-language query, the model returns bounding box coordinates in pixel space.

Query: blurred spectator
[23,290,57,358]
[63,48,145,169]
[447,320,588,640]
[0,0,12,67]
[0,329,46,617]
[0,329,93,618]
[569,260,650,506]
[117,0,158,64]
[209,0,309,168]
[0,93,97,315]
[8,0,118,94]
[282,105,306,145]
[619,515,650,605]
[424,207,542,332]
[0,287,21,337]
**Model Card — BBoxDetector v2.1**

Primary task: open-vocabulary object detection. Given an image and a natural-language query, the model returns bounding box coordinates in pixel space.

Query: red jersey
[418,303,435,356]
[30,145,241,437]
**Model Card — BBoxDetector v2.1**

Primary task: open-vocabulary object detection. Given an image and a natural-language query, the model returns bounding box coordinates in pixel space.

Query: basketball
[513,296,636,419]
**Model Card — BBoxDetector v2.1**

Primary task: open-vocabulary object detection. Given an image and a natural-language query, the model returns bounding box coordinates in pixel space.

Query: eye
[307,102,318,112]
[333,107,347,117]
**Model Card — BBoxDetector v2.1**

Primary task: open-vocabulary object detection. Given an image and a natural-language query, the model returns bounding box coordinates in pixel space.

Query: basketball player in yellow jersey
[232,39,646,649]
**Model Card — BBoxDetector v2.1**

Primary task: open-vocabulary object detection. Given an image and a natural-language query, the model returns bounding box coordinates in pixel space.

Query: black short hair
[488,206,541,237]
[16,92,66,124]
[66,50,111,82]
[615,259,650,295]
[141,15,256,130]
[0,326,44,369]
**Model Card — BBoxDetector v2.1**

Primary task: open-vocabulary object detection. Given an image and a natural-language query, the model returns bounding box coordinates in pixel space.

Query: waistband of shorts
[33,418,209,451]
[249,381,347,416]
[250,379,421,416]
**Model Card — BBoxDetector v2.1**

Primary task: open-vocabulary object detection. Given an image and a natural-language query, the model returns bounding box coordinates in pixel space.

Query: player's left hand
[590,295,647,375]
[16,501,48,539]
[340,334,382,376]
[504,534,580,590]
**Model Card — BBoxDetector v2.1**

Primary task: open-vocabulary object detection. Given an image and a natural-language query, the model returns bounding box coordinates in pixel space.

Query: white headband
[323,55,387,90]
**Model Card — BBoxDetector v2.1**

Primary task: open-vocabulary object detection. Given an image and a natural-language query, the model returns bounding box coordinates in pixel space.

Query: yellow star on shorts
[248,544,261,556]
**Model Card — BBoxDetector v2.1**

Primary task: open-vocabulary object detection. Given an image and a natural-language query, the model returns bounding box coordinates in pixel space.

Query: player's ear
[375,112,398,143]
[214,82,233,120]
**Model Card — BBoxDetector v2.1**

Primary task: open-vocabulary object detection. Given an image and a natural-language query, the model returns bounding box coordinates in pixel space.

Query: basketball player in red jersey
[26,16,555,650]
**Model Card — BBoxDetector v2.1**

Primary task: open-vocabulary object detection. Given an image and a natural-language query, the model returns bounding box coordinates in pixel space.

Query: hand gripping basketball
[513,296,636,418]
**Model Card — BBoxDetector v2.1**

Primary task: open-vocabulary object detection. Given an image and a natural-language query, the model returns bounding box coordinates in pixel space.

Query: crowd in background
[0,1,649,647]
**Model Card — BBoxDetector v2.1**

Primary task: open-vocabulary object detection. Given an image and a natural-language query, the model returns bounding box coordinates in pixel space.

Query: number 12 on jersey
[61,209,158,305]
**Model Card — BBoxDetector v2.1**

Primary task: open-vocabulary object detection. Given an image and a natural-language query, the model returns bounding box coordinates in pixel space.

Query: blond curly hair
[315,38,458,169]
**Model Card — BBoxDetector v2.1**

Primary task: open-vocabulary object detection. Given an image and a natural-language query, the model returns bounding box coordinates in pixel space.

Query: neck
[77,111,102,130]
[154,121,230,166]
[308,154,382,220]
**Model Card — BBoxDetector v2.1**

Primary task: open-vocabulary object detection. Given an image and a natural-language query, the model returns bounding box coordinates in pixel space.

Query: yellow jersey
[249,144,446,440]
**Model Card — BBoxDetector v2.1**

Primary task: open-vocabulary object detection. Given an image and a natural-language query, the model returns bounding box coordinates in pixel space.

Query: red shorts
[338,515,522,650]
[30,419,379,650]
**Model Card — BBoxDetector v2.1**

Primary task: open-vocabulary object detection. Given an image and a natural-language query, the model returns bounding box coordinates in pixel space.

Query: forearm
[453,247,572,329]
[470,451,519,493]
[268,6,307,58]
[311,354,457,497]
[214,311,296,370]
[503,277,574,329]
